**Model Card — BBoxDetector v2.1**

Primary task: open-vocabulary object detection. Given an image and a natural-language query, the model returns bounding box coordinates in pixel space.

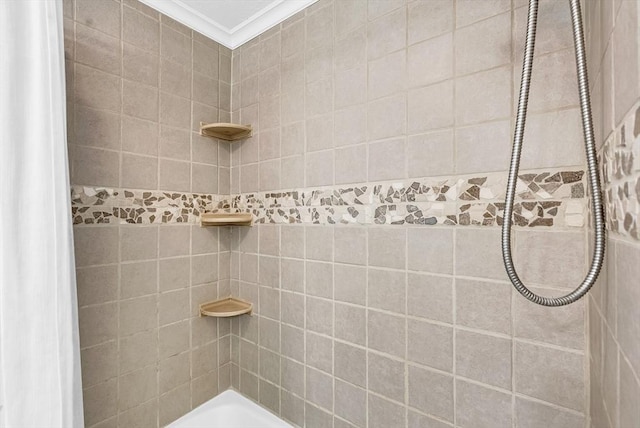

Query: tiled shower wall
[63,0,232,426]
[584,0,640,427]
[228,1,592,427]
[64,0,640,427]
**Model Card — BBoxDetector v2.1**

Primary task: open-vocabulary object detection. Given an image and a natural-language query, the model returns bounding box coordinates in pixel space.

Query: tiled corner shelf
[201,212,252,227]
[199,122,252,141]
[200,297,253,317]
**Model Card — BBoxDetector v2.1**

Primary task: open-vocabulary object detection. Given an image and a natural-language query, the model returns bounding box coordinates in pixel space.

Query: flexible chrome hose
[501,0,605,306]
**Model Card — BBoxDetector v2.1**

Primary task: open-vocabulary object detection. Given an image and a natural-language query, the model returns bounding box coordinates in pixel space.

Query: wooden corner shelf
[200,122,252,141]
[200,297,253,317]
[201,212,253,227]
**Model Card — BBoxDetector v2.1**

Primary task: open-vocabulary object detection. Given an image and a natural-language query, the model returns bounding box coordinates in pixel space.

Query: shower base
[168,389,293,428]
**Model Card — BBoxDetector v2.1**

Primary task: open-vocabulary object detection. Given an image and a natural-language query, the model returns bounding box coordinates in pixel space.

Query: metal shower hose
[501,0,605,306]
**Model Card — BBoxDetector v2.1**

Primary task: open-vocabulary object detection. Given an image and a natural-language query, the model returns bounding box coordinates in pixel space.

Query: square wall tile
[368,310,405,358]
[455,66,511,125]
[455,12,511,76]
[455,228,507,281]
[455,380,512,428]
[456,278,511,335]
[407,273,453,323]
[515,231,585,289]
[407,227,453,274]
[407,129,455,178]
[368,352,405,403]
[408,365,454,422]
[408,319,453,372]
[456,329,511,389]
[368,138,406,181]
[368,228,406,269]
[121,153,158,190]
[408,0,453,45]
[515,341,585,411]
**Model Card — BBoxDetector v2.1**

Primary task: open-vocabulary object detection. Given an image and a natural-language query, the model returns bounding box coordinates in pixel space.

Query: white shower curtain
[0,0,84,426]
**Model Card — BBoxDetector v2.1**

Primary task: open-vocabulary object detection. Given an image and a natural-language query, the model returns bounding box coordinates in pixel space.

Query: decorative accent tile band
[71,169,587,228]
[600,102,640,240]
[70,186,228,225]
[231,170,586,228]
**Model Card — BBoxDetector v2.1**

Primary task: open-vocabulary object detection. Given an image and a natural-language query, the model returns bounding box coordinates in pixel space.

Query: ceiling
[140,0,318,49]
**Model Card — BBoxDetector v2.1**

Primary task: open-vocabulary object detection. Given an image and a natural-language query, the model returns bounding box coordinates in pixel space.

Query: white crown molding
[138,0,318,50]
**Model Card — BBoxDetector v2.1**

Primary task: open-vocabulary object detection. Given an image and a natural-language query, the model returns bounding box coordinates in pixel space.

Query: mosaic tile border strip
[600,102,640,240]
[70,186,229,225]
[71,169,587,228]
[230,170,587,228]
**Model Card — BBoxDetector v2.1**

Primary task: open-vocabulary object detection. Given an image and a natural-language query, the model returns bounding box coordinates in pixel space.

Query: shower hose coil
[501,0,605,306]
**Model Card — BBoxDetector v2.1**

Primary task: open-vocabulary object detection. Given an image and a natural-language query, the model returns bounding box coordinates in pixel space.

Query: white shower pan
[168,389,293,428]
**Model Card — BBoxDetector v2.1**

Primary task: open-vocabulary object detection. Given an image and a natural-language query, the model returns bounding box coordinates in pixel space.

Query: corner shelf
[201,212,253,227]
[200,297,253,317]
[200,122,252,141]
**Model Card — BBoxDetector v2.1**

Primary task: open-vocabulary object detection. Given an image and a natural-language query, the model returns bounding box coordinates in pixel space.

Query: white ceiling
[140,0,318,49]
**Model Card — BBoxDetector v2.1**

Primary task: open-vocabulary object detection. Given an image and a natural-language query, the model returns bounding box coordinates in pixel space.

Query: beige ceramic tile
[123,7,159,52]
[368,352,405,402]
[83,379,117,426]
[79,303,118,348]
[75,24,121,76]
[159,383,191,426]
[368,268,405,313]
[456,329,512,389]
[120,260,157,299]
[119,329,158,374]
[368,394,406,428]
[407,273,453,323]
[455,12,511,76]
[515,397,585,428]
[123,43,159,87]
[74,226,119,267]
[456,278,512,335]
[120,226,158,262]
[70,146,120,188]
[334,342,366,388]
[118,365,158,411]
[455,380,512,428]
[119,295,157,337]
[368,310,405,358]
[368,228,406,269]
[76,265,119,307]
[515,341,585,411]
[367,8,406,60]
[408,365,454,422]
[76,0,121,38]
[81,341,117,387]
[334,380,366,427]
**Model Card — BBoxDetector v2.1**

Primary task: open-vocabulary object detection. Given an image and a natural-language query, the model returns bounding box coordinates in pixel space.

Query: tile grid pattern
[228,224,589,428]
[65,0,232,196]
[75,224,232,427]
[63,0,233,426]
[229,0,589,196]
[225,0,592,427]
[584,0,640,426]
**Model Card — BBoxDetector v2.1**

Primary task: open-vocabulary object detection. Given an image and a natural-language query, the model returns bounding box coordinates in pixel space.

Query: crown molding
[139,0,318,49]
